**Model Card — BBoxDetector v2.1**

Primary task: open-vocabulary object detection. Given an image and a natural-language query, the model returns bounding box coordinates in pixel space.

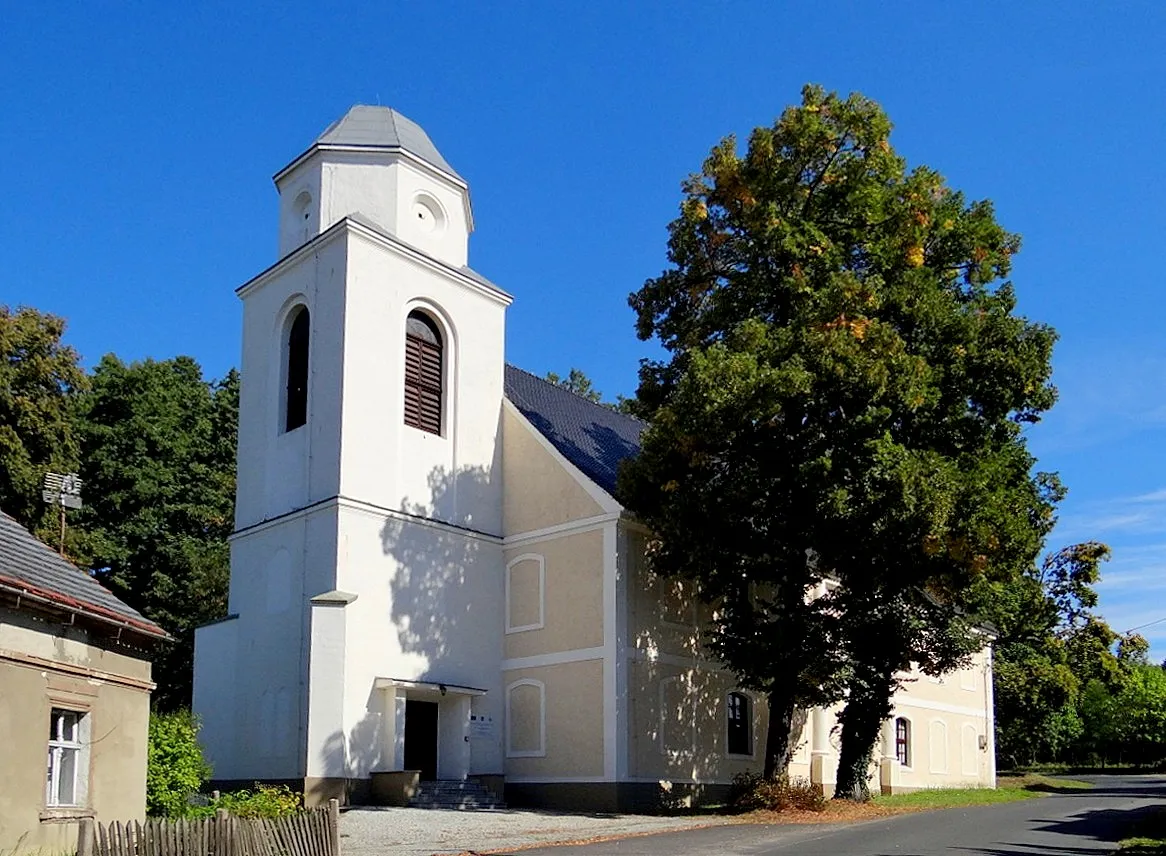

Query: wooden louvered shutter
[404,312,443,434]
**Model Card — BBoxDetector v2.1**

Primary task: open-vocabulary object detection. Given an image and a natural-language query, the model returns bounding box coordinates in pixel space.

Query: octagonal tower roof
[277,105,463,184]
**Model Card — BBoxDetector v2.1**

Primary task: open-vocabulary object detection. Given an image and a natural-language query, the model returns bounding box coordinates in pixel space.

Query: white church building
[192,106,998,810]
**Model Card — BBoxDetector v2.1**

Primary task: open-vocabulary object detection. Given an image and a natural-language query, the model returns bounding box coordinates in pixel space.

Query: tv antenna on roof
[42,472,82,556]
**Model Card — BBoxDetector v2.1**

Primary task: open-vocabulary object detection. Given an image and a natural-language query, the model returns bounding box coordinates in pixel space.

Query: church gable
[501,402,612,536]
[502,365,643,528]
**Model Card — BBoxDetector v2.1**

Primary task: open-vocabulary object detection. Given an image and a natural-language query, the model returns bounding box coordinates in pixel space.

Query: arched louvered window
[285,306,309,432]
[404,310,443,434]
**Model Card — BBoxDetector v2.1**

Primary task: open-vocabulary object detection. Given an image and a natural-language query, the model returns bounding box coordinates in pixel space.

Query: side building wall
[621,529,996,801]
[500,405,620,809]
[0,608,152,853]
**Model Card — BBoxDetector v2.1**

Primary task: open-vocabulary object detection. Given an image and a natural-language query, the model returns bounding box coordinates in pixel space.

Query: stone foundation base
[505,781,732,813]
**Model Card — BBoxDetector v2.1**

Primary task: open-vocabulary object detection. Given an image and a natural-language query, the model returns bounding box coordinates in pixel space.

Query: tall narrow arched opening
[284,306,310,432]
[727,691,753,756]
[403,310,443,435]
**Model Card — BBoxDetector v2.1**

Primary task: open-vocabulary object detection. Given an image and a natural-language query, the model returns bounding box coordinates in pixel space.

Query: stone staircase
[408,779,506,810]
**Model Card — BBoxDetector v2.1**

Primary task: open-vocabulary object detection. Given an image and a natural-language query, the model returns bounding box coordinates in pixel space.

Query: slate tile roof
[504,365,644,498]
[315,105,463,182]
[0,510,167,639]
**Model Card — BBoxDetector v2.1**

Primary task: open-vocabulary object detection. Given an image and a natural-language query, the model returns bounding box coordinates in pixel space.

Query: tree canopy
[621,84,1062,789]
[0,306,87,540]
[74,356,238,709]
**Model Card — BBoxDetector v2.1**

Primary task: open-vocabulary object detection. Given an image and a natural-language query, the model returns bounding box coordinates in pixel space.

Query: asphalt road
[506,775,1166,856]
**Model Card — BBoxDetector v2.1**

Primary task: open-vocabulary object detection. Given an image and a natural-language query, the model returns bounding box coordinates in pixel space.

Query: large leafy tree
[75,356,238,709]
[621,85,1057,785]
[976,542,1156,766]
[0,306,88,539]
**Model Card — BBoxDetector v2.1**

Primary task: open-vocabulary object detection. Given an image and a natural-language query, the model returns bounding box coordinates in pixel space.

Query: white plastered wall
[337,230,506,532]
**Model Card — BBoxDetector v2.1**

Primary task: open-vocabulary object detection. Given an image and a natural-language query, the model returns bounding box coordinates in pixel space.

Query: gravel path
[339,806,738,855]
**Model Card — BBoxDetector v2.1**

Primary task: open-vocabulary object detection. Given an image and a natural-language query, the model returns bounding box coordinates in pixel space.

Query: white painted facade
[194,108,510,793]
[192,106,997,808]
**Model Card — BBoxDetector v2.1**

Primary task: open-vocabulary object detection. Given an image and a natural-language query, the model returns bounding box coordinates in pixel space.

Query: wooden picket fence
[77,800,340,856]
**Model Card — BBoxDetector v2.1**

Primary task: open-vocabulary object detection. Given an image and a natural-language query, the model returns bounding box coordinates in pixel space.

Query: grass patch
[998,773,1093,793]
[1120,805,1166,853]
[874,786,1041,809]
[872,774,1092,810]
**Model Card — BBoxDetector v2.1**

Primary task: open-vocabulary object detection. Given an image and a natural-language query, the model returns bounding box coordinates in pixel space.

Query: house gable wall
[0,608,152,852]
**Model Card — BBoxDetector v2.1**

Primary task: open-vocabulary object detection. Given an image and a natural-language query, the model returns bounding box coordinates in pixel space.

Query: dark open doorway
[403,700,439,780]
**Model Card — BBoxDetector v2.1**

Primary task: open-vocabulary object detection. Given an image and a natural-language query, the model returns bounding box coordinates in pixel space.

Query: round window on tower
[410,193,446,236]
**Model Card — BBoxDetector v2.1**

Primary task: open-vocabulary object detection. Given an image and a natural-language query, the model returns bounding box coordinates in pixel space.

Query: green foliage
[728,773,825,812]
[0,302,239,711]
[190,785,303,819]
[621,83,1057,787]
[980,540,1165,768]
[73,357,237,708]
[545,367,639,414]
[147,710,211,818]
[545,368,603,402]
[0,306,88,540]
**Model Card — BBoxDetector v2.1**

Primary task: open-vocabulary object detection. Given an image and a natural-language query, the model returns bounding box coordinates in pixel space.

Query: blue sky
[3,2,1164,657]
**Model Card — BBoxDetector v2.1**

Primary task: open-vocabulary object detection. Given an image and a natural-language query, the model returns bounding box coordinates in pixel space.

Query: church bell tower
[194,106,511,801]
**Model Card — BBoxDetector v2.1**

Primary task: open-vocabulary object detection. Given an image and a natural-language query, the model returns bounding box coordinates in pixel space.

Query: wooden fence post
[77,817,95,856]
[216,809,230,856]
[328,799,340,856]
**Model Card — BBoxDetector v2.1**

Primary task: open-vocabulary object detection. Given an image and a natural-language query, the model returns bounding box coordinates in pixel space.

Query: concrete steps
[408,779,506,810]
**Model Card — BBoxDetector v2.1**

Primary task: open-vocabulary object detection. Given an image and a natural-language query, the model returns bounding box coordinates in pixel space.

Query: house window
[46,709,85,807]
[727,692,752,756]
[285,306,310,431]
[404,311,443,435]
[895,717,911,766]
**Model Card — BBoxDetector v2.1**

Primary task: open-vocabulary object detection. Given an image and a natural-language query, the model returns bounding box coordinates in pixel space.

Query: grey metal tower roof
[314,106,462,181]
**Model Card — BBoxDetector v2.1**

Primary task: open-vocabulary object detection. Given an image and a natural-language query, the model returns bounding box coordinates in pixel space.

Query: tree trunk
[833,670,896,801]
[763,686,798,779]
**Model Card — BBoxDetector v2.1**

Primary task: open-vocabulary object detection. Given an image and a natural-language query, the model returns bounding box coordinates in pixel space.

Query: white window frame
[505,679,546,758]
[505,554,546,634]
[725,690,756,760]
[46,708,88,808]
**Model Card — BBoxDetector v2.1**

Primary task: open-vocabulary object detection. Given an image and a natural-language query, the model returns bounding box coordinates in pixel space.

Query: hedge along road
[506,775,1166,856]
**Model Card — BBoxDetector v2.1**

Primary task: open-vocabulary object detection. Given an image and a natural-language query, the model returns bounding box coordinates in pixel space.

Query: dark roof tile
[504,365,643,498]
[0,510,167,639]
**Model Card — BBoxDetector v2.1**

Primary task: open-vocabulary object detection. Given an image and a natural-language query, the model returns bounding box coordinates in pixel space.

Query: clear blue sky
[3,2,1163,657]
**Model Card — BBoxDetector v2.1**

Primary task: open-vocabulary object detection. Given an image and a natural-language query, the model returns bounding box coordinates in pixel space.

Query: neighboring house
[192,106,996,811]
[0,511,168,852]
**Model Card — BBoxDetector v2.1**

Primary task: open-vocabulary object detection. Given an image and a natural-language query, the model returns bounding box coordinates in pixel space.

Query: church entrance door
[403,700,439,780]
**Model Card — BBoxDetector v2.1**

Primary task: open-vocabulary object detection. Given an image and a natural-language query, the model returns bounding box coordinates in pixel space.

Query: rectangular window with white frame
[46,708,88,808]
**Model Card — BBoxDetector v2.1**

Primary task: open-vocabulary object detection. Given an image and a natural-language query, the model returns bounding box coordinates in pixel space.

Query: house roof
[314,106,463,182]
[503,365,644,499]
[0,510,168,640]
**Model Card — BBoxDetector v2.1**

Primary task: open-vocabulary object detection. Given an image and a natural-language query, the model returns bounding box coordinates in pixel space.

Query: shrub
[206,785,302,818]
[147,710,212,817]
[729,772,826,812]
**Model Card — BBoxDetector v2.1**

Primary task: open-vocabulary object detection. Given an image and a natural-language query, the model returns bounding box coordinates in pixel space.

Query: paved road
[506,775,1166,856]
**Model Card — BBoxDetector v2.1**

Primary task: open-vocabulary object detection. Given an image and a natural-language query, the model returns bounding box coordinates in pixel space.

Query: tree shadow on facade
[519,410,641,495]
[621,532,811,808]
[380,463,499,676]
